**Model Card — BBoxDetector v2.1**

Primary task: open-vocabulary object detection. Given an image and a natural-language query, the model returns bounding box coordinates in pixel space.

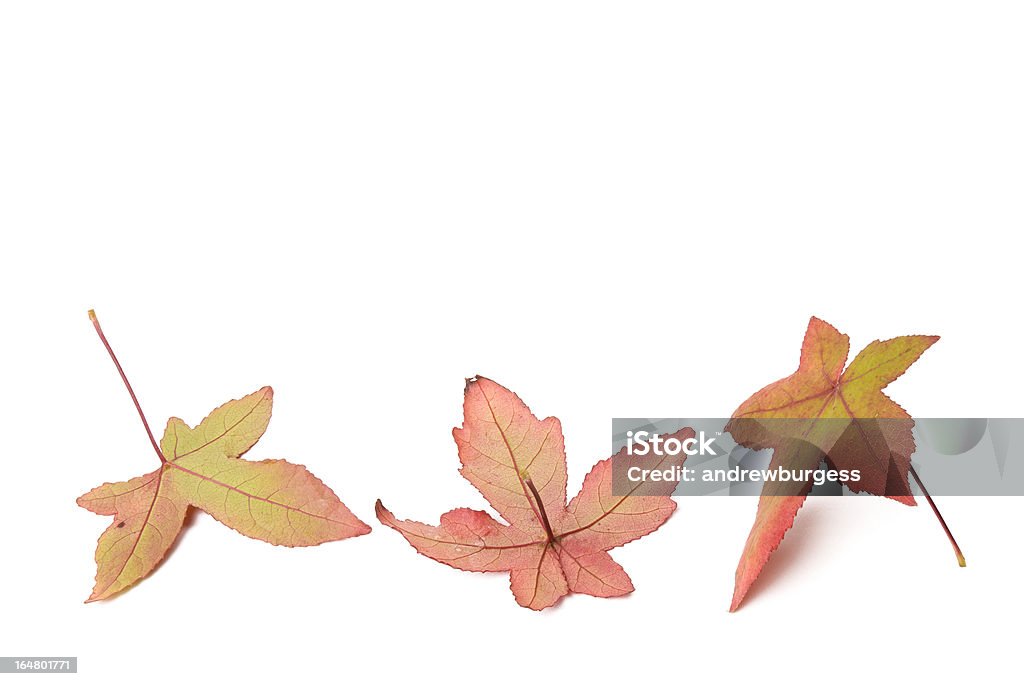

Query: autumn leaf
[725,316,962,611]
[79,311,370,602]
[377,376,688,610]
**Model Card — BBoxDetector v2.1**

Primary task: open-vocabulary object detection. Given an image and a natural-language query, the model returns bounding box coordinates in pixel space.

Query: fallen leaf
[725,316,938,611]
[79,312,370,601]
[377,376,689,610]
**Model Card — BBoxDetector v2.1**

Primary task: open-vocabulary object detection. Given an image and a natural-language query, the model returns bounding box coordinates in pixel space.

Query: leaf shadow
[738,498,825,609]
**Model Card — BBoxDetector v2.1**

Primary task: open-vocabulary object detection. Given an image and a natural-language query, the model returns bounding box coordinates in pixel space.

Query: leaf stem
[89,310,166,463]
[909,464,965,567]
[524,477,556,544]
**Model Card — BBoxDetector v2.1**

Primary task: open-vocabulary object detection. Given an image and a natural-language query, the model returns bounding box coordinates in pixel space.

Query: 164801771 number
[0,657,77,673]
[17,660,72,671]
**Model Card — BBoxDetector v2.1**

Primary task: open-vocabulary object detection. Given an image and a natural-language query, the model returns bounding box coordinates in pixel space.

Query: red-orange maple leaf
[725,316,953,611]
[377,376,689,610]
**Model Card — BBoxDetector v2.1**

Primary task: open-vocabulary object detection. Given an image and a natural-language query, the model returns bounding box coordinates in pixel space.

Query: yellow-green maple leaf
[79,314,369,601]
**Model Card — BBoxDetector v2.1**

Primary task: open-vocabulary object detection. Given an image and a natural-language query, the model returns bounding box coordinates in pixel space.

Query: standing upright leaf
[79,311,370,601]
[725,316,957,611]
[377,376,690,610]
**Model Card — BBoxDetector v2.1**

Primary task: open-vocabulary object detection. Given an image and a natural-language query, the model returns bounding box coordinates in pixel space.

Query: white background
[1,2,1021,684]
